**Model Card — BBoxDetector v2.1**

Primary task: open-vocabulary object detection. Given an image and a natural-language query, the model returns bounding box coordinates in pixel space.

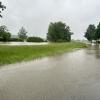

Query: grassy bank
[0,42,86,66]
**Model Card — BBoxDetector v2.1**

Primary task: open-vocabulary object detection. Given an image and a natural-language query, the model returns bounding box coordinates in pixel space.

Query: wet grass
[0,42,86,66]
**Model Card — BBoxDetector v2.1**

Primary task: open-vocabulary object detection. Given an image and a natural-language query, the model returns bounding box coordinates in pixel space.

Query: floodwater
[0,45,100,100]
[0,42,48,46]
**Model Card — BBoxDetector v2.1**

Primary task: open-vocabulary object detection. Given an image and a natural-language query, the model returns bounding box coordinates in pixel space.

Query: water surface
[0,45,100,100]
[0,42,48,46]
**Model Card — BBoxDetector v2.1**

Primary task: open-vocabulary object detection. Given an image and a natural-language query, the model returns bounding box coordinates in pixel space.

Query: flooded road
[0,45,100,100]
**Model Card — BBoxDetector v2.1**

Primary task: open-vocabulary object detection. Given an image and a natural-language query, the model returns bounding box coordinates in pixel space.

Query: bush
[57,39,68,42]
[96,41,100,44]
[9,38,23,42]
[0,37,3,41]
[27,37,44,42]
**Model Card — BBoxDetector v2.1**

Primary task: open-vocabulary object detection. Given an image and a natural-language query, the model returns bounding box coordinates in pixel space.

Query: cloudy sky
[0,0,100,39]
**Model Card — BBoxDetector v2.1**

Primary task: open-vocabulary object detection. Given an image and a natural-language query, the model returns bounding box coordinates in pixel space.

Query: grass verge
[0,42,86,66]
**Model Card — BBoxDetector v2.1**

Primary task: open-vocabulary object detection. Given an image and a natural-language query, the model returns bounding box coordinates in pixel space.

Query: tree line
[0,21,73,42]
[85,23,100,43]
[0,26,45,42]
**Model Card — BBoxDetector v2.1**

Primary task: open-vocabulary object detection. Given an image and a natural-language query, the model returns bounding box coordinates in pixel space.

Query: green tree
[18,27,27,41]
[0,2,6,17]
[95,22,100,41]
[0,25,8,36]
[0,25,11,41]
[2,32,11,41]
[84,24,96,43]
[47,21,73,42]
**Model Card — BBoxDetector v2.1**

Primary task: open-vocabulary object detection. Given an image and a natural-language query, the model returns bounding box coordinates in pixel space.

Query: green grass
[0,42,86,66]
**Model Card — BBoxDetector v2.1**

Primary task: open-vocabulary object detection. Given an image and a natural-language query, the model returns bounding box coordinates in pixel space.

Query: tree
[47,21,73,42]
[95,22,100,41]
[2,32,11,41]
[0,25,8,36]
[0,1,6,17]
[0,25,11,41]
[84,24,96,43]
[18,27,27,41]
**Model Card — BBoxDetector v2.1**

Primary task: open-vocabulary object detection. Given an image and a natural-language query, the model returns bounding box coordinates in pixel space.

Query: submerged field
[0,42,86,66]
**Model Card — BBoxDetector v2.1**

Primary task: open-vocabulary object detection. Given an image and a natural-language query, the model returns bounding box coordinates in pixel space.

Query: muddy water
[0,42,48,46]
[0,45,100,100]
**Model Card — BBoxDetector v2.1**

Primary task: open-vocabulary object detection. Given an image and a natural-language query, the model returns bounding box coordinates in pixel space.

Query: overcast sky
[0,0,100,39]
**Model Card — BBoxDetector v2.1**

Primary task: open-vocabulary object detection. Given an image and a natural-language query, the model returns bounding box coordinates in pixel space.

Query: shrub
[96,41,100,44]
[57,39,68,42]
[9,38,23,42]
[27,37,44,42]
[0,37,3,41]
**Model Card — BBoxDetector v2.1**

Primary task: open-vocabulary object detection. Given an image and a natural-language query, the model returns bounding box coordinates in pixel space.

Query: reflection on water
[0,42,48,46]
[86,44,100,59]
[0,45,100,100]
